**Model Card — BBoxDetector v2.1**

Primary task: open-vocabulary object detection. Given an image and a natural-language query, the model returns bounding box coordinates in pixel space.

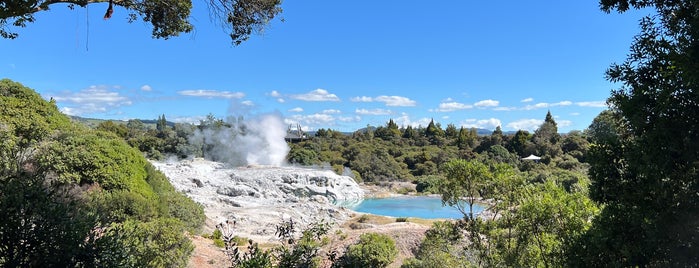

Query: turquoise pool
[347,195,484,219]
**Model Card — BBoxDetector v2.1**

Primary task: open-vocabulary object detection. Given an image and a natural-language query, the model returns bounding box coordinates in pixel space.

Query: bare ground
[188,213,440,268]
[187,182,442,267]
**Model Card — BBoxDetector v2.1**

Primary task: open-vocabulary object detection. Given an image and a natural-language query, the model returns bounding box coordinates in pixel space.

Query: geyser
[189,112,290,167]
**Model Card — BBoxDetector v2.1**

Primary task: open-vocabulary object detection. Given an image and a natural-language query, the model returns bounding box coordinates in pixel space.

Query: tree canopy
[0,0,282,45]
[575,0,699,266]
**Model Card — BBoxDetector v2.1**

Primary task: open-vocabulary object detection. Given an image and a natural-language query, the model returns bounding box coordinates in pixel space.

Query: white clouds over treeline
[45,84,607,133]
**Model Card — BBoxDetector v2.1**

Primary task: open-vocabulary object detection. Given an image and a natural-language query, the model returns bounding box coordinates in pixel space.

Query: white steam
[189,112,290,167]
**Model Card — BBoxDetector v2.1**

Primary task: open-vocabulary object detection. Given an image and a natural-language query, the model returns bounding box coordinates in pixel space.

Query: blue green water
[347,196,485,219]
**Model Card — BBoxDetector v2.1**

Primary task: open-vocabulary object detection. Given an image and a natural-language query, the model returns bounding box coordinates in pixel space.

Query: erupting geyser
[153,110,364,241]
[189,112,290,167]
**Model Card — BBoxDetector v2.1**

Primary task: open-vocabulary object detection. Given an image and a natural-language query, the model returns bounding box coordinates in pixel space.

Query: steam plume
[190,112,290,167]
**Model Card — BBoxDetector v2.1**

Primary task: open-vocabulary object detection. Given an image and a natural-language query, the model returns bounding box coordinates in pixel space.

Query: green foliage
[97,120,129,139]
[576,2,699,265]
[509,130,534,157]
[438,159,492,219]
[414,175,442,193]
[395,217,408,222]
[0,79,203,267]
[338,233,398,268]
[288,146,320,165]
[1,0,282,46]
[274,219,331,268]
[402,221,468,268]
[357,214,371,223]
[506,181,598,268]
[144,163,205,232]
[0,79,72,145]
[0,171,126,267]
[109,218,194,268]
[36,129,150,190]
[217,219,331,268]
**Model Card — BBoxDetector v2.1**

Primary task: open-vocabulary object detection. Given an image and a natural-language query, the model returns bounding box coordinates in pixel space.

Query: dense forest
[0,79,206,267]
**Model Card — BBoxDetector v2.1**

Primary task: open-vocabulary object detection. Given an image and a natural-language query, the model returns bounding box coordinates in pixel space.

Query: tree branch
[33,0,128,13]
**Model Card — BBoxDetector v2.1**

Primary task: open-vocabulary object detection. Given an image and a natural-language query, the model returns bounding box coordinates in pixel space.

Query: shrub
[110,218,194,268]
[396,217,409,223]
[339,233,397,268]
[357,214,371,223]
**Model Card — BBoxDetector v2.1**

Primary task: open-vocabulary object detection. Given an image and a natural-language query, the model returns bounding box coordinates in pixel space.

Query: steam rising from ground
[189,113,290,167]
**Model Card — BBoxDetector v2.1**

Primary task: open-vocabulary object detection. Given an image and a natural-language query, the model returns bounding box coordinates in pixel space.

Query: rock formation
[151,158,365,241]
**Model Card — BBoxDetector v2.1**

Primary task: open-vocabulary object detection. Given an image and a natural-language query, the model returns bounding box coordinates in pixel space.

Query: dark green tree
[444,123,458,139]
[533,111,562,158]
[572,1,699,266]
[0,170,128,267]
[0,0,282,45]
[509,130,533,157]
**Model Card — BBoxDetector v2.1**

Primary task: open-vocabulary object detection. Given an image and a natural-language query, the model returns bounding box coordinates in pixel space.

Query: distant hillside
[70,115,176,129]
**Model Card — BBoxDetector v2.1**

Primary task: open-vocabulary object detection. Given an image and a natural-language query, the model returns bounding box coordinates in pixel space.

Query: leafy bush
[338,233,397,268]
[0,171,125,267]
[109,218,194,268]
[402,221,466,268]
[396,217,409,222]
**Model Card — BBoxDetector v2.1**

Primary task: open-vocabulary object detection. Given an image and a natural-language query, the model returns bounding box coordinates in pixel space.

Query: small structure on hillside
[522,154,541,162]
[285,124,308,142]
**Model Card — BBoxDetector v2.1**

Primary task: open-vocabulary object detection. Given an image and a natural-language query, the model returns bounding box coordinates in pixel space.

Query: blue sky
[1,1,650,132]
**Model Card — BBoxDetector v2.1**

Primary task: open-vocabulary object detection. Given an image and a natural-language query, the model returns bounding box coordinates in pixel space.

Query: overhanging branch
[33,0,130,13]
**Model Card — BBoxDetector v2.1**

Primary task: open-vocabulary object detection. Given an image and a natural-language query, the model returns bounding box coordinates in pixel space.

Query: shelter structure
[522,154,541,162]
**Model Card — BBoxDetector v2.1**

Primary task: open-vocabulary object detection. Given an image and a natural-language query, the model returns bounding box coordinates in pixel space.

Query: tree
[0,171,126,267]
[339,233,397,268]
[574,1,699,266]
[533,111,562,158]
[438,159,491,220]
[0,0,282,45]
[509,130,533,157]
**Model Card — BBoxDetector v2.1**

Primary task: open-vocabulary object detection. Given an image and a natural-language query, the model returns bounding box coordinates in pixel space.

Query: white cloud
[351,95,417,107]
[51,85,132,116]
[268,90,281,97]
[576,101,607,107]
[338,115,361,122]
[474,99,499,108]
[285,113,336,126]
[140,85,152,91]
[506,119,543,132]
[355,108,392,115]
[570,112,581,116]
[241,100,254,106]
[493,106,517,111]
[557,101,573,106]
[291,88,340,102]
[267,90,285,103]
[558,120,573,127]
[375,95,417,107]
[350,96,373,102]
[178,89,245,99]
[460,118,502,130]
[521,97,534,102]
[393,113,432,128]
[172,115,208,124]
[289,107,304,113]
[523,100,572,110]
[435,101,473,112]
[323,109,341,114]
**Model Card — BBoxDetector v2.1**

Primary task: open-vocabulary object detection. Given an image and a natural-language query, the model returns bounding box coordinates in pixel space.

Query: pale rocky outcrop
[151,158,365,241]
